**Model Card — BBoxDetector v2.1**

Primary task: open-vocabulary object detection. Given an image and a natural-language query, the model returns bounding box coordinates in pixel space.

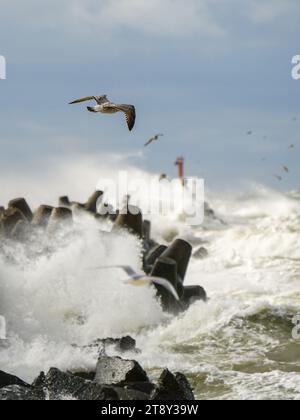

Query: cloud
[245,0,294,23]
[69,0,225,38]
[1,0,298,37]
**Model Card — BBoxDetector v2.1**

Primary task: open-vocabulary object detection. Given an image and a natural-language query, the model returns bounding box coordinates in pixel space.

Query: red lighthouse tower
[175,156,185,185]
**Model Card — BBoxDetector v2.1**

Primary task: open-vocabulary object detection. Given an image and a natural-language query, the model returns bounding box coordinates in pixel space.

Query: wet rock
[150,369,195,401]
[113,205,143,238]
[0,385,44,400]
[86,336,138,354]
[8,198,33,222]
[114,386,150,400]
[119,336,137,352]
[85,191,104,213]
[193,246,209,259]
[11,219,31,241]
[31,371,46,388]
[72,371,96,381]
[183,285,207,308]
[0,208,26,237]
[161,239,192,283]
[47,207,73,233]
[95,356,149,386]
[44,368,119,400]
[0,370,29,388]
[151,257,178,291]
[142,220,151,243]
[150,256,183,313]
[145,244,168,267]
[32,205,54,228]
[123,381,155,396]
[59,196,71,208]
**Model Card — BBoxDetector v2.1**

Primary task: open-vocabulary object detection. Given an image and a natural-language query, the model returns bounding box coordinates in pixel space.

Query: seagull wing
[149,277,180,301]
[145,138,154,147]
[115,104,136,131]
[91,265,138,277]
[69,96,96,105]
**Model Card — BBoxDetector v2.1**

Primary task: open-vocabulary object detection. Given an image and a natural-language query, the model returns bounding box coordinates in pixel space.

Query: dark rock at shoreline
[183,285,207,308]
[1,358,195,401]
[0,207,26,237]
[72,371,96,381]
[0,385,44,400]
[43,368,118,400]
[118,336,137,352]
[8,198,33,222]
[193,246,209,259]
[83,335,139,354]
[85,191,104,213]
[95,356,149,386]
[41,368,149,400]
[31,371,46,388]
[47,207,73,233]
[150,369,195,401]
[123,381,155,395]
[11,219,32,241]
[59,196,71,208]
[113,205,143,238]
[0,370,30,389]
[144,244,167,272]
[32,205,54,228]
[161,239,192,283]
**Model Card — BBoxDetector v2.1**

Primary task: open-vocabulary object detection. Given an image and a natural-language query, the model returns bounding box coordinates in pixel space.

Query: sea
[0,160,300,400]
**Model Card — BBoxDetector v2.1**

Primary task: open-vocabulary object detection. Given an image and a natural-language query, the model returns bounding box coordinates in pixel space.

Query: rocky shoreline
[0,335,195,400]
[0,190,207,400]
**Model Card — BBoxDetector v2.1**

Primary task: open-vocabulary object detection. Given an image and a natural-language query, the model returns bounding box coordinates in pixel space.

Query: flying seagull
[283,166,289,173]
[247,130,253,135]
[69,95,136,131]
[288,144,295,149]
[92,265,179,301]
[145,133,164,147]
[273,175,282,182]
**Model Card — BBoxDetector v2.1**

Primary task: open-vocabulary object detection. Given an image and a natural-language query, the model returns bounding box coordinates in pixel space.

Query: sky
[0,0,300,197]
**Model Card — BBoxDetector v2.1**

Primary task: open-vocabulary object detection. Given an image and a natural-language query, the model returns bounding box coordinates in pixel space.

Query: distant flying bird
[247,130,253,135]
[283,166,289,173]
[145,133,164,147]
[92,265,179,301]
[292,117,298,122]
[273,175,282,182]
[159,173,169,182]
[69,95,136,131]
[288,144,295,149]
